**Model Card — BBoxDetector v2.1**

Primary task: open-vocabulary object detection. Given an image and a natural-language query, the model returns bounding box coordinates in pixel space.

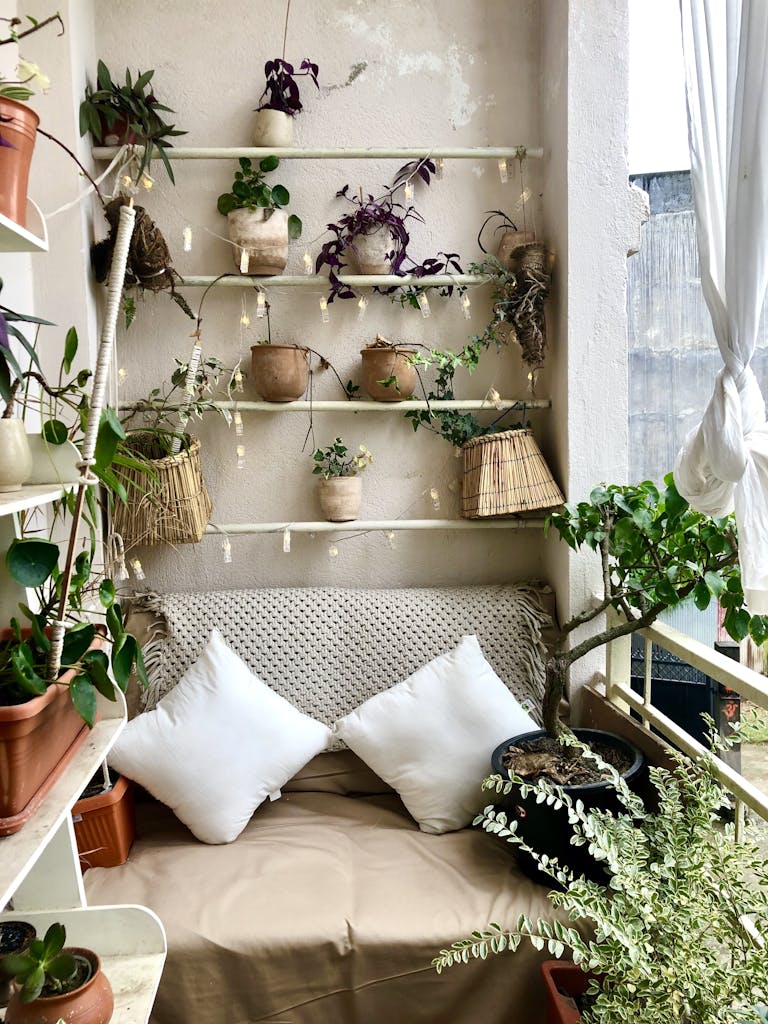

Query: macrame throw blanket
[134,585,552,727]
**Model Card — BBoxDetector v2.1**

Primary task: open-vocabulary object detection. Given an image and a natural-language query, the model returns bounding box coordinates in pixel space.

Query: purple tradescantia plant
[256,58,319,117]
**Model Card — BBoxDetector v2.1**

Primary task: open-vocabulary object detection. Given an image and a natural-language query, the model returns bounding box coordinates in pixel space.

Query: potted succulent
[433,732,768,1024]
[3,922,113,1024]
[312,437,373,522]
[253,57,319,146]
[217,156,302,275]
[79,60,186,184]
[0,922,36,1008]
[359,334,417,402]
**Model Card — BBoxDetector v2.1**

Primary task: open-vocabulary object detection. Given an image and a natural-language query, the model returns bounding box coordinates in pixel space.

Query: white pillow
[333,635,535,834]
[109,629,332,843]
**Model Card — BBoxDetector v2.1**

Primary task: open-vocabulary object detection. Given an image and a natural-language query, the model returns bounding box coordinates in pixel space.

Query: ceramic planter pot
[252,109,294,147]
[98,113,138,147]
[541,961,594,1024]
[490,728,645,884]
[5,947,114,1024]
[349,225,394,275]
[318,476,362,522]
[72,773,136,871]
[0,922,36,1008]
[0,419,33,492]
[228,207,289,275]
[0,98,39,228]
[250,344,309,402]
[496,228,536,268]
[360,346,417,401]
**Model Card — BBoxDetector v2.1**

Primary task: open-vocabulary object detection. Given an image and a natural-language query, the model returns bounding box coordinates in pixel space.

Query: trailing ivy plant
[433,730,768,1024]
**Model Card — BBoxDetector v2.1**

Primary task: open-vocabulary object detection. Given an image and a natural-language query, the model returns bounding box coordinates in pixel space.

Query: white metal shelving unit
[93,145,543,162]
[206,518,546,536]
[0,213,166,1022]
[122,397,551,414]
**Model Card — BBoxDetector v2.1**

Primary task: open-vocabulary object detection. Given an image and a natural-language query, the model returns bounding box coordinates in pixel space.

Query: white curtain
[674,0,768,614]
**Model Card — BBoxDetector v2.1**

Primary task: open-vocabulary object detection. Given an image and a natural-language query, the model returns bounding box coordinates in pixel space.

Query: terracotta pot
[0,98,39,228]
[228,207,289,275]
[0,922,36,1009]
[541,961,593,1024]
[5,947,114,1024]
[250,344,309,402]
[496,228,536,268]
[349,225,393,275]
[0,633,104,835]
[252,109,294,147]
[318,476,362,522]
[72,773,135,870]
[0,419,32,492]
[360,346,417,402]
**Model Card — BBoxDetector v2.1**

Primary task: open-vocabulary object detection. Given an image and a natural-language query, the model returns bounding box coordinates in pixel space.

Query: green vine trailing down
[433,729,768,1024]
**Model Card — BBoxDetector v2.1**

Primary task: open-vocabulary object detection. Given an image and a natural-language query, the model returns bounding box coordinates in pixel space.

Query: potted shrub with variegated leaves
[312,437,373,522]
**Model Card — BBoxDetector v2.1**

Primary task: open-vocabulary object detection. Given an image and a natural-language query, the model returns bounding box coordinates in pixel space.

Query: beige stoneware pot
[228,208,289,275]
[349,225,394,275]
[252,109,294,147]
[360,347,417,401]
[318,476,362,522]
[0,419,32,492]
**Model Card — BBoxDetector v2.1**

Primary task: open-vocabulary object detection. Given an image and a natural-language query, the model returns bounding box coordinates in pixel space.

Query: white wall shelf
[93,145,543,162]
[122,398,551,414]
[206,518,547,535]
[0,205,48,253]
[0,483,78,519]
[179,273,488,289]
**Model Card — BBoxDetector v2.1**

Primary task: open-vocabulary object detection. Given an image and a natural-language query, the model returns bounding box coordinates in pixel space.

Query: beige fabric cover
[85,786,556,1024]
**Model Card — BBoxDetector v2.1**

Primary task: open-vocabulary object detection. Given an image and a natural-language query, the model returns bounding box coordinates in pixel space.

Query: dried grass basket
[462,427,564,519]
[111,433,212,546]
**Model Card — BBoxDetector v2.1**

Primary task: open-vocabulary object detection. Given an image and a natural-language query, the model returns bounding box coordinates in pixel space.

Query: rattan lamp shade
[461,428,564,518]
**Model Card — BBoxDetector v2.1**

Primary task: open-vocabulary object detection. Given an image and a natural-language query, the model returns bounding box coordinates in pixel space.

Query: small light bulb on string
[434,157,444,180]
[357,295,368,320]
[460,293,472,320]
[404,180,414,203]
[454,446,463,459]
[222,538,232,564]
[117,366,127,385]
[233,410,244,436]
[116,558,130,581]
[486,386,503,411]
[514,187,532,212]
[498,158,509,184]
[240,248,251,274]
[319,296,330,324]
[240,311,250,327]
[386,530,396,549]
[236,443,246,469]
[120,174,133,188]
[256,292,267,317]
[429,487,441,511]
[303,251,313,275]
[328,542,339,558]
[282,528,291,554]
[447,478,458,493]
[417,292,431,318]
[183,226,193,252]
[130,557,145,581]
[233,368,244,393]
[141,173,154,191]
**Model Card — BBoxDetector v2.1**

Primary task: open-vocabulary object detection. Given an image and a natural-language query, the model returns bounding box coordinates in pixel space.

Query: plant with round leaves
[217,156,302,239]
[255,58,319,117]
[2,923,78,1004]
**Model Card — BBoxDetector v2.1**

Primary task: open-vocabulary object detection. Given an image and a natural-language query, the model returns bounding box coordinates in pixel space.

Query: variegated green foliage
[433,734,768,1024]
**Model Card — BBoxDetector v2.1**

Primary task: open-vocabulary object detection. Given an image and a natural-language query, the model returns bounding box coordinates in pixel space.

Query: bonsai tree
[256,58,319,117]
[541,475,768,736]
[79,60,186,183]
[433,730,768,1024]
[217,156,302,239]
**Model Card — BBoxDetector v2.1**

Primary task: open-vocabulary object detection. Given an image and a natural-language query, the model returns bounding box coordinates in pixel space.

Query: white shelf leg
[12,816,86,911]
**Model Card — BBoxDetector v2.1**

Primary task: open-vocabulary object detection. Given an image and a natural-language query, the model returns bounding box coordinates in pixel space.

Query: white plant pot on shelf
[26,435,80,485]
[349,225,394,275]
[318,476,362,522]
[0,419,32,492]
[252,109,294,147]
[228,208,289,276]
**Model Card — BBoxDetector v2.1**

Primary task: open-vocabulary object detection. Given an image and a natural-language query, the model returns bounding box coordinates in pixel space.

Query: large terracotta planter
[0,98,39,228]
[228,207,289,275]
[72,773,135,870]
[318,476,362,522]
[0,634,104,836]
[541,961,593,1024]
[360,346,417,401]
[0,419,32,492]
[250,344,309,402]
[349,225,393,275]
[252,109,294,147]
[5,947,114,1024]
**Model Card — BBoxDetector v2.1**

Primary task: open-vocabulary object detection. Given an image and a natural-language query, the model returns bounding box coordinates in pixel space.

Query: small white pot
[252,109,294,147]
[318,476,362,522]
[0,419,32,492]
[228,207,289,275]
[349,225,394,275]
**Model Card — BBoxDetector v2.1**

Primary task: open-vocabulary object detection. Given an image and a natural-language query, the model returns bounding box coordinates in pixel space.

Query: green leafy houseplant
[312,438,373,479]
[79,60,186,183]
[2,922,76,1003]
[217,156,302,240]
[433,732,768,1024]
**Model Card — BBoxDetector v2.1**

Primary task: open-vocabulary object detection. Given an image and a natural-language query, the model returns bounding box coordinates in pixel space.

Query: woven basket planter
[461,428,564,519]
[111,433,212,546]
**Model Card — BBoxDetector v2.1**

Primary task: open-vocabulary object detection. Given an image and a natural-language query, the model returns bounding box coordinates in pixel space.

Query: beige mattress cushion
[85,791,559,1024]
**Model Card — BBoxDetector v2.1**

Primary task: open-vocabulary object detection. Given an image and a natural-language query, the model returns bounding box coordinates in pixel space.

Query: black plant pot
[490,728,646,885]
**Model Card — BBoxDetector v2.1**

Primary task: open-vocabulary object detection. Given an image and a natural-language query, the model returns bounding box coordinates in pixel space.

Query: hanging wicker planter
[461,428,564,519]
[111,433,212,546]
